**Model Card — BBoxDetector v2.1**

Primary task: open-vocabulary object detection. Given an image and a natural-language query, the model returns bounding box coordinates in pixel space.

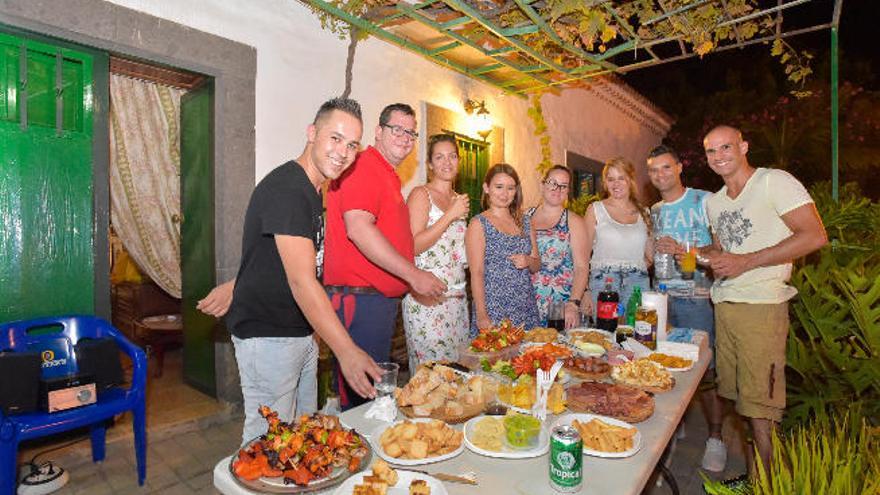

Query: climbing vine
[526,92,553,176]
[305,1,817,97]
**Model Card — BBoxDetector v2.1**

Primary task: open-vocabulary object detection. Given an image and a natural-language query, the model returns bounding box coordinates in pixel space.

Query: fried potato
[400,422,419,440]
[572,418,636,453]
[384,442,403,458]
[380,421,462,460]
[410,439,428,458]
[647,353,692,369]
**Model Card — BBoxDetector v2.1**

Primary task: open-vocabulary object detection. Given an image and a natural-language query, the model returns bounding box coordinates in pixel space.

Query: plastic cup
[375,362,399,398]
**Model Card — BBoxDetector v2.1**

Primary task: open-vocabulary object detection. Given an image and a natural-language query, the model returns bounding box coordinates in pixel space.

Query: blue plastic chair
[0,316,147,492]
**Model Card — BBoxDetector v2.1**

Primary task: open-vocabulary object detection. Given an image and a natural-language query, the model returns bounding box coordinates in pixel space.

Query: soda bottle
[625,286,642,326]
[596,277,619,333]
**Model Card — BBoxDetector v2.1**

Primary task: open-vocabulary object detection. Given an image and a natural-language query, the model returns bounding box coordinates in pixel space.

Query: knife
[398,468,478,485]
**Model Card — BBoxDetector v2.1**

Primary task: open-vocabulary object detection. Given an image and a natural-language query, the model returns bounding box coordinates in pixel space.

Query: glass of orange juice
[680,232,697,279]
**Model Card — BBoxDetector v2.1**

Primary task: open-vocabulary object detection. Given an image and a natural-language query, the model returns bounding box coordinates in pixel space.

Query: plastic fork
[531,369,549,420]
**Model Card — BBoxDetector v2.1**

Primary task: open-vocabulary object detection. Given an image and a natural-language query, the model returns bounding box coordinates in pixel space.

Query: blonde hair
[481,163,523,226]
[602,157,650,227]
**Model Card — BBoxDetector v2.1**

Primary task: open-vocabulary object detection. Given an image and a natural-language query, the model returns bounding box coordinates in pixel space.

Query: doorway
[107,55,218,400]
[0,26,222,433]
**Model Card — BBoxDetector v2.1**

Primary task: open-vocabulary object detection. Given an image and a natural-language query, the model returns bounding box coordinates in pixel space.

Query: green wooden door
[455,137,489,219]
[0,32,96,322]
[180,81,216,396]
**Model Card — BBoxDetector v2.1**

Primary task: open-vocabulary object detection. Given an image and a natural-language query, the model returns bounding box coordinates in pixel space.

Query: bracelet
[567,299,580,306]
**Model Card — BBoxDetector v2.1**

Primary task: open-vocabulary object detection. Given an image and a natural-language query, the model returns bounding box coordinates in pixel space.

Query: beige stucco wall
[103,0,670,206]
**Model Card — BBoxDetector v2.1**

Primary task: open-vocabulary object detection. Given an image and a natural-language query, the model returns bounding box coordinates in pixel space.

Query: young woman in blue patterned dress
[526,165,589,329]
[465,163,541,336]
[401,135,470,368]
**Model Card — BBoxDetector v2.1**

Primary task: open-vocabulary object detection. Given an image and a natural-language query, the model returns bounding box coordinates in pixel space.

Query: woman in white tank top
[581,157,652,318]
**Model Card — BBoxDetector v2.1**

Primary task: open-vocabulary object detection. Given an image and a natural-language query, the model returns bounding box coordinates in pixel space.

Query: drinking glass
[680,232,697,280]
[375,362,399,398]
[547,301,565,331]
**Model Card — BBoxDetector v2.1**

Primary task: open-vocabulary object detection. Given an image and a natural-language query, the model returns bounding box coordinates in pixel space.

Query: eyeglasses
[381,124,419,140]
[544,180,570,192]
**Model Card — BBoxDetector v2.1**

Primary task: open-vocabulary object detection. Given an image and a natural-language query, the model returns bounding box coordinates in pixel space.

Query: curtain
[109,74,185,298]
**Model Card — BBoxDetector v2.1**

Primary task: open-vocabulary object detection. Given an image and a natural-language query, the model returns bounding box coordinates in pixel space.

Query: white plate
[463,415,550,458]
[368,419,464,466]
[650,341,700,371]
[552,413,642,458]
[332,469,448,495]
[565,328,614,340]
[563,329,613,357]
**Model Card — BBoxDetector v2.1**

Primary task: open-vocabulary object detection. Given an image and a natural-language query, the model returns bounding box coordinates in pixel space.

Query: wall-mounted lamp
[464,99,492,141]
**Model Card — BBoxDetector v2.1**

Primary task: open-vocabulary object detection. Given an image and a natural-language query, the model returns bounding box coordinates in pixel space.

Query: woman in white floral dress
[402,134,470,368]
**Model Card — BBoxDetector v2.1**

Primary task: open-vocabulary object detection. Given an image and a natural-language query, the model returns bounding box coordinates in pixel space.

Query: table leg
[153,343,165,378]
[658,464,680,495]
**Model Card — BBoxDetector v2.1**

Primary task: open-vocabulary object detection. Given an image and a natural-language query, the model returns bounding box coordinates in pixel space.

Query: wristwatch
[567,299,580,306]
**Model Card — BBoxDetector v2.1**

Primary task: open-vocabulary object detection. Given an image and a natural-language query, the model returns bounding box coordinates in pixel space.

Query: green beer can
[550,425,583,492]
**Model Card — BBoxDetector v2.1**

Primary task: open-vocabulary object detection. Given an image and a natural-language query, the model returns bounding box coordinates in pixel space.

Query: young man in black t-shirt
[218,98,382,444]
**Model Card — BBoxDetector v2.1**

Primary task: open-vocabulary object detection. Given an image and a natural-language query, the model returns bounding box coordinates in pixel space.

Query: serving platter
[229,431,372,494]
[552,413,642,458]
[332,470,448,495]
[368,418,465,467]
[462,415,550,459]
[649,341,700,371]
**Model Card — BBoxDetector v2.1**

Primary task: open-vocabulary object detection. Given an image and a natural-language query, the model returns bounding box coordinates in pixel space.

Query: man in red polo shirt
[324,103,446,409]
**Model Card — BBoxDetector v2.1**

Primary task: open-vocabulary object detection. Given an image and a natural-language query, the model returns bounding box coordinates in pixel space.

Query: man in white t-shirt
[700,125,827,479]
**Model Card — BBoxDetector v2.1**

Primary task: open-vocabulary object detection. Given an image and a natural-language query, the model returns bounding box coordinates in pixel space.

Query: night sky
[625,0,874,112]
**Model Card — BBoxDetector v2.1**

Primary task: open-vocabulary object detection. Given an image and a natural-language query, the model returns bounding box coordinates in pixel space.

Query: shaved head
[704,125,743,144]
[703,124,750,181]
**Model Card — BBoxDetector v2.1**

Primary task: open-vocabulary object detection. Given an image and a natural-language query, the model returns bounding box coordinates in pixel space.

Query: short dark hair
[648,144,680,163]
[313,98,362,126]
[379,103,416,126]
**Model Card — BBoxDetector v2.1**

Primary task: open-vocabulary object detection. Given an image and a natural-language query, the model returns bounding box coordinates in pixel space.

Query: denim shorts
[668,296,715,368]
[588,266,650,318]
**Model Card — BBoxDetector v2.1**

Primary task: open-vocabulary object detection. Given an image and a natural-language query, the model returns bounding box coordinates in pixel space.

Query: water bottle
[654,216,675,280]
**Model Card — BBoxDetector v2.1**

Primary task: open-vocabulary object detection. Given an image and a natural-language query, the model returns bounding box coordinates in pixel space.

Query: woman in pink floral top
[526,165,589,329]
[401,135,470,368]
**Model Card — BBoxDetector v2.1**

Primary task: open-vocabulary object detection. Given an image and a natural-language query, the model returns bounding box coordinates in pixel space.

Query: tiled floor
[16,348,239,494]
[18,355,749,495]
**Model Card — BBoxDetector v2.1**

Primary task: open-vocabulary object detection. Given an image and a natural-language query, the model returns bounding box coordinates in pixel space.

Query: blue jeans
[232,335,318,445]
[589,266,650,318]
[669,296,716,368]
[328,290,400,411]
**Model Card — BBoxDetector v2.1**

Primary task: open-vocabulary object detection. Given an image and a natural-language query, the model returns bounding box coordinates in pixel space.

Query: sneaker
[701,437,728,472]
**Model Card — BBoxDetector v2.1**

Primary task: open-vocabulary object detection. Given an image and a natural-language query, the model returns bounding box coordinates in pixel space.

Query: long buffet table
[214,334,710,495]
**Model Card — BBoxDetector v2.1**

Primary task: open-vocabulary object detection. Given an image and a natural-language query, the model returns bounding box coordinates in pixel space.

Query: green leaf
[771,39,784,56]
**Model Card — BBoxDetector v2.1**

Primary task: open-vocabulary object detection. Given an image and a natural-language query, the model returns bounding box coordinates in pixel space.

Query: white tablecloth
[215,334,710,495]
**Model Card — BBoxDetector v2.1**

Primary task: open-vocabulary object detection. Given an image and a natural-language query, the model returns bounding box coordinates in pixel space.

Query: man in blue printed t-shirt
[646,145,727,472]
